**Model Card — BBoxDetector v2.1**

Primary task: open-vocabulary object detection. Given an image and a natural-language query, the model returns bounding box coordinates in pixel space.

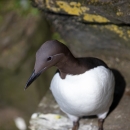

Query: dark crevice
[43,11,130,26]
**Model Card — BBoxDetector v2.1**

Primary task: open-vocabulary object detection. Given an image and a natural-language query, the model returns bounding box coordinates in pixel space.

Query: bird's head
[25,40,70,89]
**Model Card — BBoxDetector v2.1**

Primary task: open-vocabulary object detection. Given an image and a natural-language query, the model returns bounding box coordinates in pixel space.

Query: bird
[25,40,115,130]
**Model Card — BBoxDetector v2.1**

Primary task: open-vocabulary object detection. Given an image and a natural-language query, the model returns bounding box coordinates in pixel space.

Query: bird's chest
[50,73,92,105]
[50,67,113,116]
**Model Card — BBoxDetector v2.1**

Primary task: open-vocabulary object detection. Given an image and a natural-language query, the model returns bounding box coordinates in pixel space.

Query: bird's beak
[25,67,46,90]
[25,53,64,90]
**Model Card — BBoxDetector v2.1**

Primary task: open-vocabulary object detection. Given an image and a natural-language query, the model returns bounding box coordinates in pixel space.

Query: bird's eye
[47,56,52,61]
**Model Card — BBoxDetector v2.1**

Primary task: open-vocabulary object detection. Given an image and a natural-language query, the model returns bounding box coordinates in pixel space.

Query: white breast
[50,66,115,117]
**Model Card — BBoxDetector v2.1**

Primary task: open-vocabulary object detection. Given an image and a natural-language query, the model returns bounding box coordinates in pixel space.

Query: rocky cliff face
[30,0,130,90]
[28,1,130,130]
[31,0,130,52]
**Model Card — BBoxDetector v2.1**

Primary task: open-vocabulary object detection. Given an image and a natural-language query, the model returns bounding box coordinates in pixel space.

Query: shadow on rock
[109,69,126,114]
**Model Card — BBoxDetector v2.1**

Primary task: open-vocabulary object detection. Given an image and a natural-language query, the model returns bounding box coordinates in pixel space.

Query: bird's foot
[98,128,103,130]
[98,119,104,130]
[72,121,79,130]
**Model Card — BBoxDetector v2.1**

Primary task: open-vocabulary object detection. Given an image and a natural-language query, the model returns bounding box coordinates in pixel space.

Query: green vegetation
[52,32,66,44]
[0,0,39,16]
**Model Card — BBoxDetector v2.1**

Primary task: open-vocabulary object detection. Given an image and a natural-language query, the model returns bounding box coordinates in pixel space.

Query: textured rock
[44,13,130,55]
[30,113,73,130]
[29,89,130,130]
[30,0,130,56]
[30,113,98,130]
[29,48,130,130]
[31,0,130,24]
[28,1,130,130]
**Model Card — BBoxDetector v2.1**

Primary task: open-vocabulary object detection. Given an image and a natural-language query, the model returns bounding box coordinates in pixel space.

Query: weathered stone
[29,88,130,130]
[29,48,130,130]
[31,0,130,24]
[30,113,99,130]
[30,0,130,57]
[26,1,130,130]
[44,13,130,56]
[29,113,73,130]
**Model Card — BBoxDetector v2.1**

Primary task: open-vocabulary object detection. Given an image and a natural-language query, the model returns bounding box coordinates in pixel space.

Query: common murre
[25,40,115,130]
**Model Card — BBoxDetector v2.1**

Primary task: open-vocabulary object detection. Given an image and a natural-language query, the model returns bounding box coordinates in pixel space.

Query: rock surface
[30,113,98,130]
[27,1,130,130]
[28,43,130,130]
[31,0,130,58]
[31,0,130,24]
[29,90,130,130]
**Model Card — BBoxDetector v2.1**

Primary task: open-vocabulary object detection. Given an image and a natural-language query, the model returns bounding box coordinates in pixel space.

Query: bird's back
[77,57,108,70]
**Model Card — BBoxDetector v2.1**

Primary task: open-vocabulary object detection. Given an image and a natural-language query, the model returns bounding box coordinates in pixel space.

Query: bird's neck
[55,53,86,79]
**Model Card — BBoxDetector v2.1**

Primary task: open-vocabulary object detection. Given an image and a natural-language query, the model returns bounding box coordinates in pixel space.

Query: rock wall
[30,0,130,86]
[31,0,130,56]
[28,1,130,130]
